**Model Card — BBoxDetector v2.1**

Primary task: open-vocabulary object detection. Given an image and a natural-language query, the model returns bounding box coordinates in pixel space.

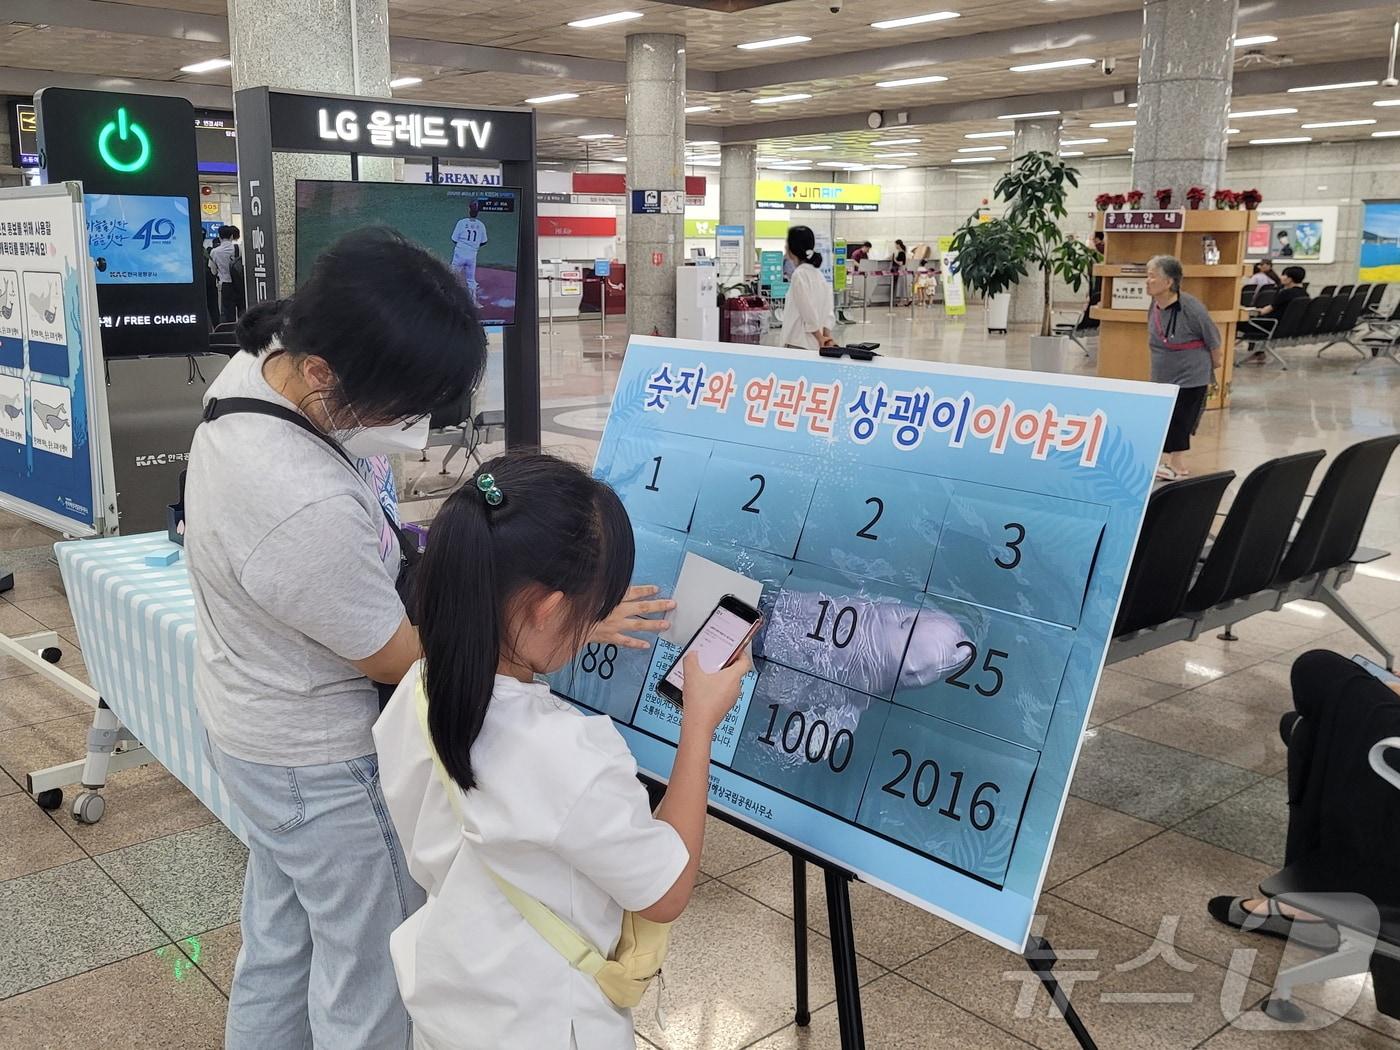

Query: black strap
[201,396,419,567]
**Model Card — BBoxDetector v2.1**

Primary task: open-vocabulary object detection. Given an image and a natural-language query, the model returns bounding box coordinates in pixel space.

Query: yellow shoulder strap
[413,679,608,977]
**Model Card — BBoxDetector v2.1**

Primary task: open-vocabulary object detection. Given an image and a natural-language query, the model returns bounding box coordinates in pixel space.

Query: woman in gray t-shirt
[1145,255,1222,481]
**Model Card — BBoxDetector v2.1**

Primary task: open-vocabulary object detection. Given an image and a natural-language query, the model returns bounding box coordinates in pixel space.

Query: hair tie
[476,472,504,507]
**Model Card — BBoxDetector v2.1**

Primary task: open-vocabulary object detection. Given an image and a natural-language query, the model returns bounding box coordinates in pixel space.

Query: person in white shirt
[449,200,489,298]
[374,452,750,1050]
[779,225,837,351]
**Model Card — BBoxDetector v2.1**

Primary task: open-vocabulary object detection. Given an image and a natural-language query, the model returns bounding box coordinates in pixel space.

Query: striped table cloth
[56,533,248,842]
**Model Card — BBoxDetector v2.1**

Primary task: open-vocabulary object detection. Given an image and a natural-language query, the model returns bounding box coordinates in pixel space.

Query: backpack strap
[411,679,608,977]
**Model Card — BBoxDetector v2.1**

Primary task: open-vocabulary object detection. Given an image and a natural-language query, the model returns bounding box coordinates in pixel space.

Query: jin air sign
[756,180,881,212]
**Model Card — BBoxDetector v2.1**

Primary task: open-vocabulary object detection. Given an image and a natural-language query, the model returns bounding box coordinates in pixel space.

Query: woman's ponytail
[235,298,289,354]
[415,487,499,792]
[808,251,824,269]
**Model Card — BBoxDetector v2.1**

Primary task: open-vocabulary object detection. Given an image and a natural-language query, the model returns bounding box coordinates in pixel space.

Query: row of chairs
[1109,433,1400,669]
[1242,282,1387,315]
[1236,293,1393,372]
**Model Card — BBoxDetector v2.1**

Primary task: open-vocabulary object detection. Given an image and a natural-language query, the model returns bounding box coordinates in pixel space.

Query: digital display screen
[294,180,522,326]
[664,604,753,690]
[85,194,195,285]
[194,109,238,175]
[10,101,38,169]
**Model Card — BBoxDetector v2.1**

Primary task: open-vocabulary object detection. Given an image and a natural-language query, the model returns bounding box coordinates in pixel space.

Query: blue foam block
[145,548,182,568]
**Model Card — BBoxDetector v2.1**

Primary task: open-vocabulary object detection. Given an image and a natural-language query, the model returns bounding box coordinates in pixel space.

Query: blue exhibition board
[555,337,1175,951]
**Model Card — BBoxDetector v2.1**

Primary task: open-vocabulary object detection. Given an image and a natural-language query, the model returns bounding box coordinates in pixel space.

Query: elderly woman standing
[1145,254,1222,481]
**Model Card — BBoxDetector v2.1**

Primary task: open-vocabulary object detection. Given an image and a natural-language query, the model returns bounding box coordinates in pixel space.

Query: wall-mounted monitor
[193,109,238,175]
[7,99,38,169]
[85,194,195,285]
[294,180,521,327]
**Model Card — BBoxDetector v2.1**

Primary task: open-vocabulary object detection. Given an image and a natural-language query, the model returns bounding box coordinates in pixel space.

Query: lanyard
[1151,301,1206,351]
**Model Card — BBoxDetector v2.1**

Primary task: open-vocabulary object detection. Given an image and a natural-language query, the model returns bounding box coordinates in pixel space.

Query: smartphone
[657,594,761,706]
[1353,654,1400,686]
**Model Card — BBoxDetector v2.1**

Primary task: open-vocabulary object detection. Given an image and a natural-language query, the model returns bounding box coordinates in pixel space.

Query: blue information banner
[86,194,195,286]
[557,337,1175,951]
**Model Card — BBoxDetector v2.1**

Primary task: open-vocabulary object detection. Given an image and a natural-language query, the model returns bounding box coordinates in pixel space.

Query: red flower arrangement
[1240,188,1263,210]
[1186,186,1207,210]
[1154,188,1173,209]
[1095,193,1113,212]
[1213,188,1240,210]
[1126,189,1145,210]
[1111,193,1127,210]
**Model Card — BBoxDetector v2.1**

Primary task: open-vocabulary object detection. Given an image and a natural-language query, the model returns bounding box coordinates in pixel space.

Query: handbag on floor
[412,679,672,1010]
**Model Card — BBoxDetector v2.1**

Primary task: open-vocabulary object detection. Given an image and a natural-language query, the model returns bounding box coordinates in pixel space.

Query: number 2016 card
[557,337,1175,952]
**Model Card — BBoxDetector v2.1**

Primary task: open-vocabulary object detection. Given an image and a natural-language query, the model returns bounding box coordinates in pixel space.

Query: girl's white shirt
[780,263,836,351]
[374,663,689,1050]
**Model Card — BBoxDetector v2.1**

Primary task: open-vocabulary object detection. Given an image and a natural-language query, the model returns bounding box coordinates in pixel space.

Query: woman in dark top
[892,238,909,305]
[1145,255,1222,481]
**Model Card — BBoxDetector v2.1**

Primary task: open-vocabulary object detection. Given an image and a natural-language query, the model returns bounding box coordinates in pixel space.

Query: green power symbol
[97,107,151,173]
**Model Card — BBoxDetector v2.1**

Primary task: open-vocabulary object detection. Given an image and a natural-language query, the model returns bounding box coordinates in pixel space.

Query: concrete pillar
[1132,0,1238,202]
[625,33,686,336]
[1010,117,1061,326]
[228,0,392,295]
[719,143,757,287]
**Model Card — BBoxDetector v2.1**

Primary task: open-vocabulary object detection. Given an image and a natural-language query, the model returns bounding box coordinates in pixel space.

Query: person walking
[208,225,242,325]
[1144,254,1222,481]
[780,225,836,351]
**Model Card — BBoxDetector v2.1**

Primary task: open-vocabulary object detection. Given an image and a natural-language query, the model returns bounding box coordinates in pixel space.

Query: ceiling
[5,0,1400,171]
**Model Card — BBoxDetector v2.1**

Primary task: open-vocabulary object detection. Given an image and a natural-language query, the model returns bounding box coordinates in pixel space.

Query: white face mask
[336,415,432,457]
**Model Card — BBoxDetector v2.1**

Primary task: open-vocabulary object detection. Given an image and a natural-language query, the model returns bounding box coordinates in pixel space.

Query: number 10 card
[553,337,1175,952]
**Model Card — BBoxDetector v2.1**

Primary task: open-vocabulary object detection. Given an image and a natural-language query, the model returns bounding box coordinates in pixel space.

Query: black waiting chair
[1113,472,1235,637]
[1318,295,1370,360]
[1241,284,1258,307]
[1363,283,1389,318]
[1319,284,1337,298]
[1184,451,1325,613]
[1238,295,1312,370]
[1360,298,1400,371]
[1352,284,1373,306]
[1254,284,1278,309]
[1335,284,1355,300]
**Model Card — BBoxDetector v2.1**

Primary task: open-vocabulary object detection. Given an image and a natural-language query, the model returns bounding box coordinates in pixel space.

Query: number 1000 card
[555,337,1175,952]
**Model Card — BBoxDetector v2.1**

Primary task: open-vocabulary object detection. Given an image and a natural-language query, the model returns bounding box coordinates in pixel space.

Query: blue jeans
[206,737,424,1050]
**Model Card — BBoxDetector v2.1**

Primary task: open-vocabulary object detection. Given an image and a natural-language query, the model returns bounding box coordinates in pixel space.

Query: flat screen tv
[294,180,521,327]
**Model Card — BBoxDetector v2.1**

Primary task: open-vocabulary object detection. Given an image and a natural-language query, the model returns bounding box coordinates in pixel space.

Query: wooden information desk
[1091,209,1251,410]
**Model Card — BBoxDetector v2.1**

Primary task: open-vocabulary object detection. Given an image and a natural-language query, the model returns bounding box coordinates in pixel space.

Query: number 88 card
[551,337,1174,952]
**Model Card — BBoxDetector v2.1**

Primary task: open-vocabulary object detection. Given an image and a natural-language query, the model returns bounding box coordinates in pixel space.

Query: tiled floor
[1,308,1397,1049]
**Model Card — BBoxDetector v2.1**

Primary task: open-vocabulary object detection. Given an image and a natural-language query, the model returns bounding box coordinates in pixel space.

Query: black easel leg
[824,868,865,1050]
[0,569,12,594]
[1024,936,1099,1050]
[792,855,810,1026]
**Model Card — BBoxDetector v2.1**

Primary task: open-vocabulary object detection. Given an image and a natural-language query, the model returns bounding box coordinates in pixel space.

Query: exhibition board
[548,337,1175,952]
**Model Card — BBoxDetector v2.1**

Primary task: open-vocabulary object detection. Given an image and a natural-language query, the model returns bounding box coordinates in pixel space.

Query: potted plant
[1240,188,1263,210]
[1126,189,1145,210]
[950,150,1098,369]
[1095,193,1113,212]
[1186,186,1207,210]
[1213,188,1241,210]
[1154,188,1173,209]
[1111,193,1127,210]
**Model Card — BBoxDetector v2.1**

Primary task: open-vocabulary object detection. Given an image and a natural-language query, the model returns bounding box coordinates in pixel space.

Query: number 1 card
[568,337,1175,952]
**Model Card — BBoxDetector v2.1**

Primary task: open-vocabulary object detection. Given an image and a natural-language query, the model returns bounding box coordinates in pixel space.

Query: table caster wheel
[35,788,63,811]
[72,790,106,825]
[41,647,62,664]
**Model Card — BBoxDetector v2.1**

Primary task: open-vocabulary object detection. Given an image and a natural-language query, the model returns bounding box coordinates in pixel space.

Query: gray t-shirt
[1147,291,1221,388]
[185,351,405,766]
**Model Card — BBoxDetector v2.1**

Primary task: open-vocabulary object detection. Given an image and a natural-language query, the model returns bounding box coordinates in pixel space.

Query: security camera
[1102,56,1117,76]
[829,0,843,11]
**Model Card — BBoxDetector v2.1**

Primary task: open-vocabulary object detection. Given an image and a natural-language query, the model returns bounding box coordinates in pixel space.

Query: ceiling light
[180,58,231,74]
[876,74,948,88]
[957,145,1006,153]
[965,130,1014,139]
[1301,119,1377,128]
[874,152,918,158]
[1289,81,1379,93]
[997,110,1061,120]
[610,155,627,161]
[1226,128,1241,134]
[1060,137,1108,145]
[1375,99,1400,107]
[1128,102,1138,107]
[1009,58,1096,73]
[525,93,579,104]
[871,164,909,169]
[567,11,642,28]
[816,161,860,168]
[579,133,614,140]
[1089,119,1136,128]
[951,156,996,164]
[388,75,422,88]
[752,94,812,105]
[737,36,811,52]
[687,139,719,146]
[871,138,921,146]
[789,144,832,151]
[1372,129,1400,137]
[684,105,713,113]
[1233,34,1278,47]
[688,158,721,166]
[1249,136,1312,144]
[1058,150,1085,157]
[1228,107,1297,118]
[872,11,961,29]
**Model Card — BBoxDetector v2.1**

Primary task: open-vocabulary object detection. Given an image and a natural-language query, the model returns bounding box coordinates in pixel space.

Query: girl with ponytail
[373,451,750,1050]
[780,224,838,351]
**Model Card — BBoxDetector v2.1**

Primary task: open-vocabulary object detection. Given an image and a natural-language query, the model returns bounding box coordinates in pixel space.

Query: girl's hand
[680,649,752,735]
[590,585,675,650]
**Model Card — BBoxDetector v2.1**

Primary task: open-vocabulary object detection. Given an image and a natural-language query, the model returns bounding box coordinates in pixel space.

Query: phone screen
[1354,654,1400,686]
[664,603,755,692]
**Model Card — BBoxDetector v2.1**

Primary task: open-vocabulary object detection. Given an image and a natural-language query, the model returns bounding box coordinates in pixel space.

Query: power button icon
[97,107,151,174]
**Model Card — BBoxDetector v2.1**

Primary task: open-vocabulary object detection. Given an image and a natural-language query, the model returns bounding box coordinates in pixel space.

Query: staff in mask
[183,227,672,1049]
